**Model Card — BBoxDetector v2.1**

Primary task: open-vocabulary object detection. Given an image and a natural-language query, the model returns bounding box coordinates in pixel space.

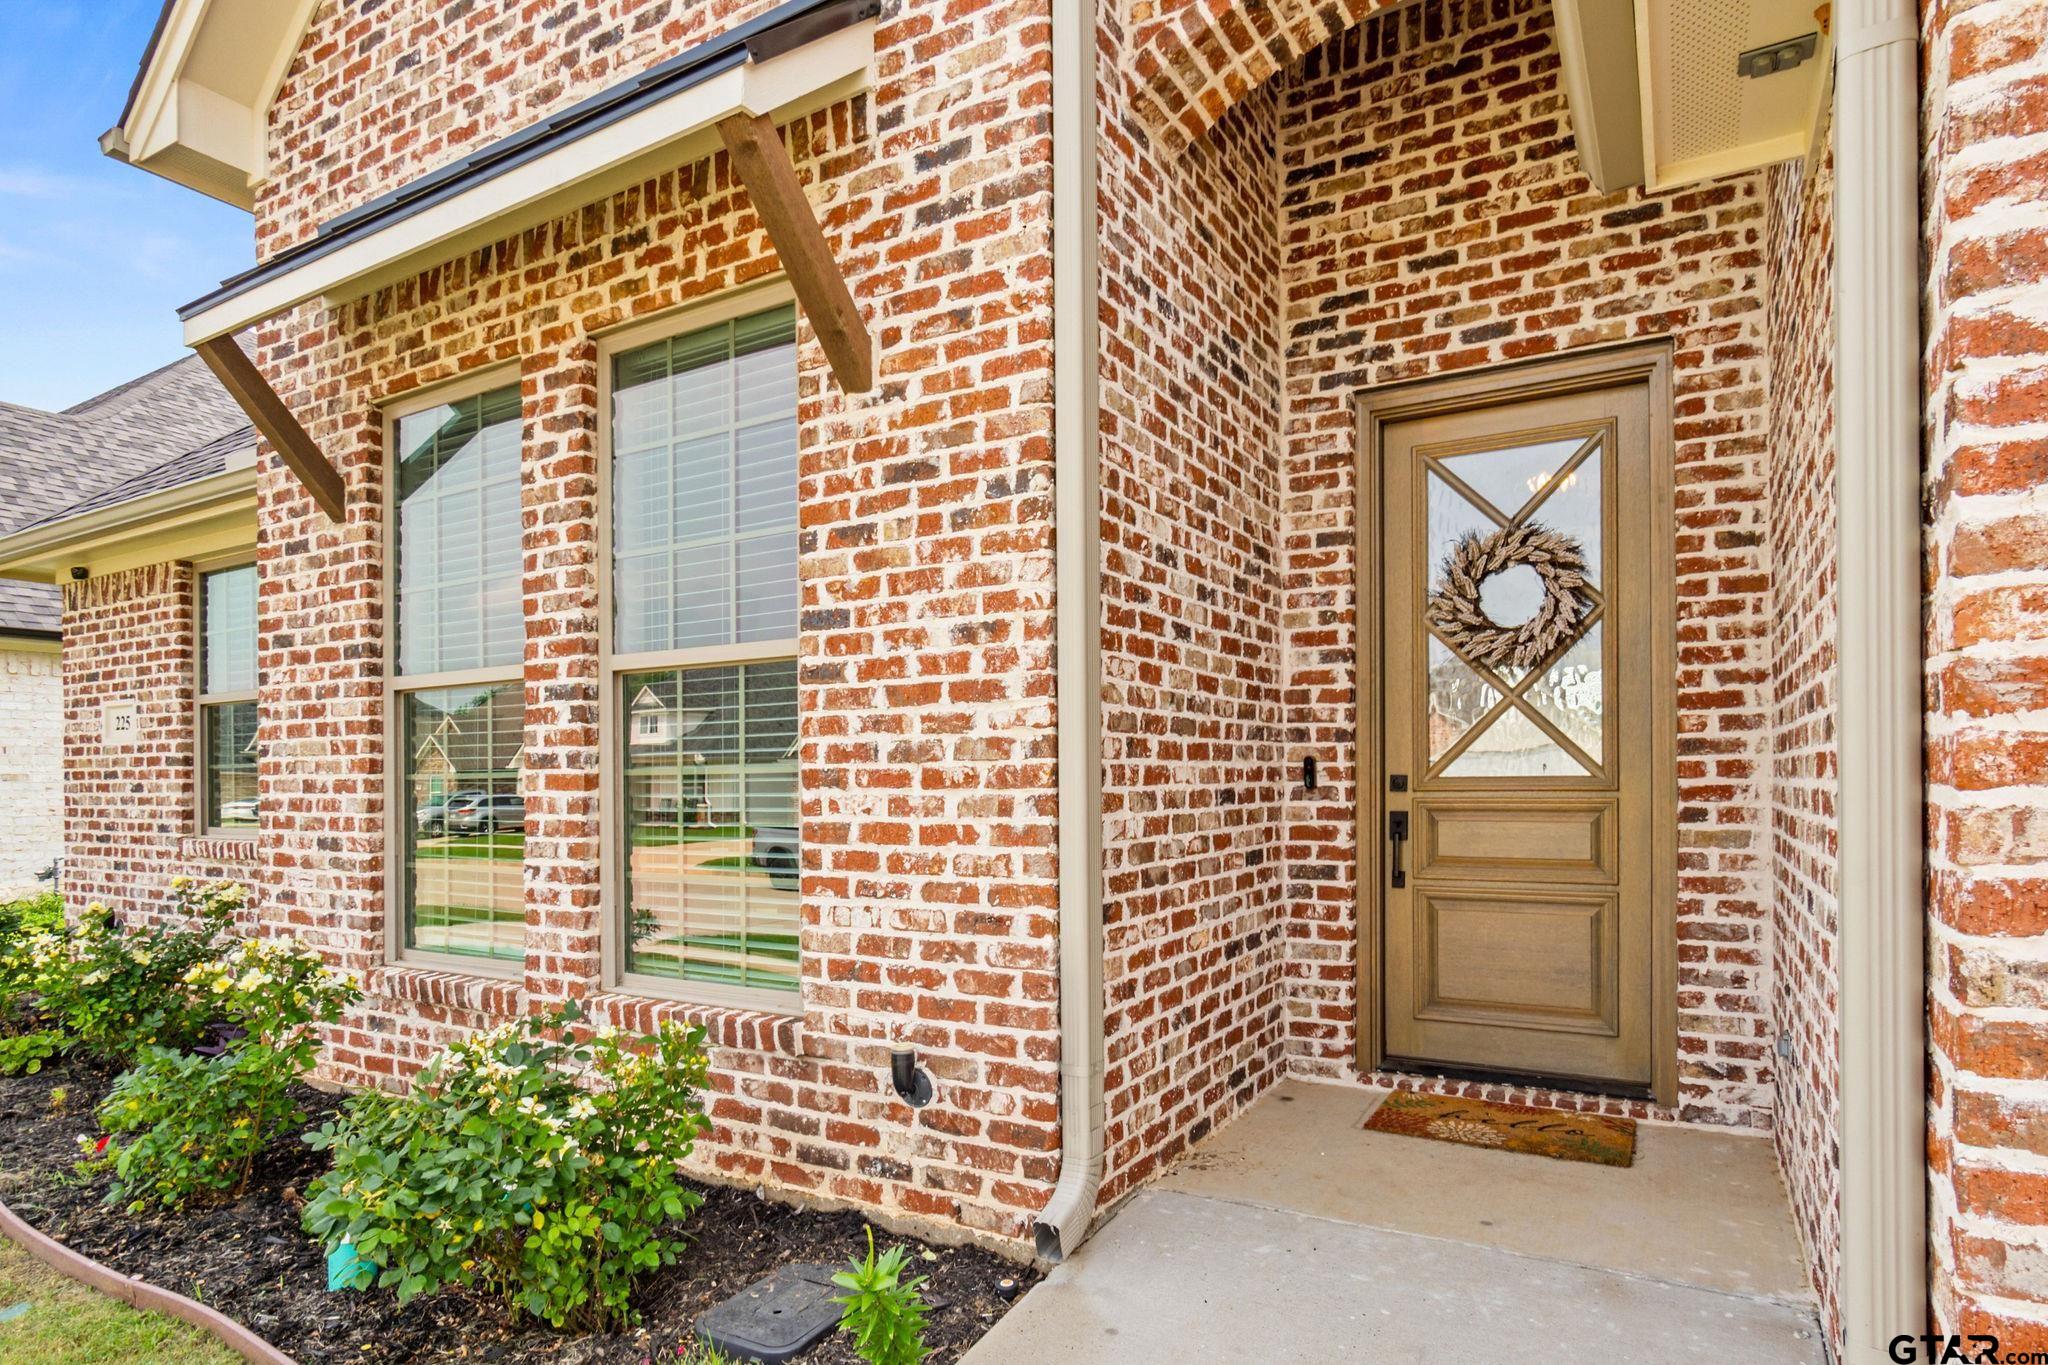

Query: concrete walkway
[968,1083,1825,1364]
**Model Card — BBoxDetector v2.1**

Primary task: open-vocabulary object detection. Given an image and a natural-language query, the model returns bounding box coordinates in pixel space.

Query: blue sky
[0,3,249,411]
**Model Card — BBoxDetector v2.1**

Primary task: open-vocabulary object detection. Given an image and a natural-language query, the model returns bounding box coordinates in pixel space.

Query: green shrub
[833,1227,931,1365]
[0,1030,63,1076]
[30,880,246,1066]
[0,892,65,1029]
[0,891,63,937]
[84,1044,305,1211]
[302,1002,709,1330]
[79,933,360,1212]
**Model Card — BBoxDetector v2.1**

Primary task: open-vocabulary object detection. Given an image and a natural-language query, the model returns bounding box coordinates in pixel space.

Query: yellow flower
[532,1210,544,1229]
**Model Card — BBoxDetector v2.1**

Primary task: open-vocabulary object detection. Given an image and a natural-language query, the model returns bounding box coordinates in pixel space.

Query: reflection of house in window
[629,685,674,746]
[628,683,716,826]
[410,685,526,797]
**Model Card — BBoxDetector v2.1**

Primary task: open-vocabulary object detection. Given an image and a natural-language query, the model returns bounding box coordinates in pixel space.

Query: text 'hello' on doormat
[1362,1091,1637,1167]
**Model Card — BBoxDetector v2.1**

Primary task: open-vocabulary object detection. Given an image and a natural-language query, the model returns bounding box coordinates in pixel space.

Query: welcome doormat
[1362,1092,1637,1167]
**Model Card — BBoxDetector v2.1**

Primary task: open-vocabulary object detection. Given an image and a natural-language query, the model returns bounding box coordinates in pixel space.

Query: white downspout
[1834,0,1927,1356]
[1035,0,1105,1264]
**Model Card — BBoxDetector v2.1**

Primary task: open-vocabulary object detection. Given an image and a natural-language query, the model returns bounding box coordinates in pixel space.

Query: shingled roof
[0,353,249,638]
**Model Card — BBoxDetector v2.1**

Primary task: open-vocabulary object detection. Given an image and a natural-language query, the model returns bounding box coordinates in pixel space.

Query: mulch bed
[0,1061,1036,1363]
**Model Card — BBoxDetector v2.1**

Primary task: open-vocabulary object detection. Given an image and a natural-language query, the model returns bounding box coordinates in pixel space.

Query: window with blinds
[610,303,802,1001]
[612,306,799,655]
[396,387,524,676]
[197,564,257,832]
[391,384,525,966]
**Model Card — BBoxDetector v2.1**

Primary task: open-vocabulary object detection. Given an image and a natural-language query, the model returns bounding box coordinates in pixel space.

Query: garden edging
[0,1187,294,1365]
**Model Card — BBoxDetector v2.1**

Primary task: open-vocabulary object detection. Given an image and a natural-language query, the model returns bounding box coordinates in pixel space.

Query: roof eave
[107,0,320,211]
[178,0,877,344]
[0,464,260,585]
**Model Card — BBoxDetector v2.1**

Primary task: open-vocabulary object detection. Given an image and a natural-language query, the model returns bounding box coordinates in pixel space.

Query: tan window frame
[192,554,258,840]
[380,365,526,978]
[595,280,804,1015]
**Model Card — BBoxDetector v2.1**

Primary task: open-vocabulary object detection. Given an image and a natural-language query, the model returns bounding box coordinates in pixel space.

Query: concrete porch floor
[968,1081,1824,1363]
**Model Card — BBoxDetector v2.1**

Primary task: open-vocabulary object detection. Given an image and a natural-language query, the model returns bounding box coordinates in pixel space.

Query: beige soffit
[0,458,258,584]
[1633,0,1832,191]
[179,20,875,347]
[101,0,321,209]
[1557,0,1832,193]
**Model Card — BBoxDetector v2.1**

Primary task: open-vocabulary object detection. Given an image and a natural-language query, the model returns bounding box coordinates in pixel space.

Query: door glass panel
[1427,470,1502,584]
[1439,437,1586,521]
[1427,636,1500,762]
[1524,621,1604,764]
[1442,704,1590,778]
[1522,441,1603,589]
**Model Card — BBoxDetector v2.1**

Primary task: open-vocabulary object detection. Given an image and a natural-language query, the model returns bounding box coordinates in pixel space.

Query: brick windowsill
[177,835,258,865]
[369,964,525,1017]
[362,971,804,1056]
[581,992,805,1057]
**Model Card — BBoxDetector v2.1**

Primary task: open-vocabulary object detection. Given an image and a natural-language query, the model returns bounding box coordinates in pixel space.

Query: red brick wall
[1095,20,1292,1197]
[258,0,794,259]
[61,565,259,919]
[1123,0,1403,152]
[1276,0,1776,1128]
[1924,0,2048,1339]
[73,0,1066,1249]
[1765,134,1841,1350]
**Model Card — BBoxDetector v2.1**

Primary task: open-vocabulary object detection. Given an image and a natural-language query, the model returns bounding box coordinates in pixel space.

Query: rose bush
[80,927,360,1212]
[302,1001,709,1330]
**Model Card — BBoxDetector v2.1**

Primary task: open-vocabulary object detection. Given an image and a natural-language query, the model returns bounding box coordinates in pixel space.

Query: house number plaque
[101,699,138,748]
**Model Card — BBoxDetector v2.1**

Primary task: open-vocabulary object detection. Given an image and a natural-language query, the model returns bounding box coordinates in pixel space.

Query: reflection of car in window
[416,790,486,835]
[448,793,526,835]
[218,798,259,826]
[750,826,799,891]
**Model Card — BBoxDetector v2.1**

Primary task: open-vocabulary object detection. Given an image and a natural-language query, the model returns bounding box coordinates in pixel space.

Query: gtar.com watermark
[1890,1335,2048,1364]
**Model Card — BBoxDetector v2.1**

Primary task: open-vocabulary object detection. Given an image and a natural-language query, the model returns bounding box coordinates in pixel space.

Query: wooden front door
[1368,353,1672,1096]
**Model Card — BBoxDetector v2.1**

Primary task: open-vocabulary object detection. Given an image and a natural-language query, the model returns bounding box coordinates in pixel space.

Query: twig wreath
[1427,523,1592,671]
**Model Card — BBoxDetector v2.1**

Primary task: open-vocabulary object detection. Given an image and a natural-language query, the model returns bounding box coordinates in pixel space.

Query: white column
[1834,0,1927,1355]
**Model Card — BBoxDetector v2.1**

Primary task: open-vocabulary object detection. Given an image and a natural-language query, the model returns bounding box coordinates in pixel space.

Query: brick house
[0,359,247,894]
[0,0,2038,1357]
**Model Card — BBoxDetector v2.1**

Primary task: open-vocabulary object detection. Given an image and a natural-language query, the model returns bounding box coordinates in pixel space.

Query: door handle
[1388,810,1409,889]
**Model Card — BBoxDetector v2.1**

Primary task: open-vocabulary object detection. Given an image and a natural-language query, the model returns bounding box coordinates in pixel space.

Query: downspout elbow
[1034,1124,1104,1262]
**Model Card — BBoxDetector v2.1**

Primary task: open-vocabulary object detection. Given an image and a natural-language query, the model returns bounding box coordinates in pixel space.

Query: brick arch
[1128,0,1406,152]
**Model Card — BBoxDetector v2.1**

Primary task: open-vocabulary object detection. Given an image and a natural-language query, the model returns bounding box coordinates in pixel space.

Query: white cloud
[0,168,77,198]
[0,239,50,267]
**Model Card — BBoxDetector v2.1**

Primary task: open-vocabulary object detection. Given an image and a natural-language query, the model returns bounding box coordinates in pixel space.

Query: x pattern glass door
[1378,377,1658,1094]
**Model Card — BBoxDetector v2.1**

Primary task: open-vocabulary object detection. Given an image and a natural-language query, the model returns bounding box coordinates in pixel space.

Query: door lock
[1388,809,1409,889]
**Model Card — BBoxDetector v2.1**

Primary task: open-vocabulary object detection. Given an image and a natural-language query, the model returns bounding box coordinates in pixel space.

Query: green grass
[415,833,524,859]
[629,824,753,848]
[414,827,765,855]
[409,904,524,965]
[631,930,800,992]
[0,1240,236,1364]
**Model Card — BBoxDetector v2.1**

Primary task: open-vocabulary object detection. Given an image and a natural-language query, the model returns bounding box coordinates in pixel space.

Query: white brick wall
[0,646,62,897]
